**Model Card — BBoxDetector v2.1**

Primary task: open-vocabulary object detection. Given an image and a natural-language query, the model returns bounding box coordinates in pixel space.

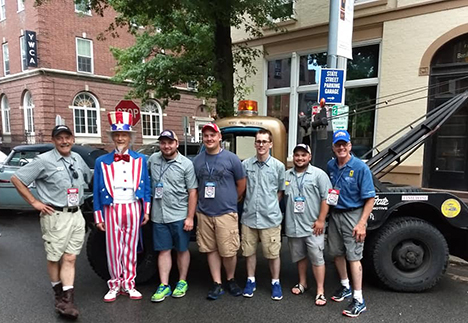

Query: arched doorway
[423,34,468,191]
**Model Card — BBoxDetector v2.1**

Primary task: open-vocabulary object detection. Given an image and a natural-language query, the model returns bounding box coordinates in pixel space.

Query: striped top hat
[107,111,135,133]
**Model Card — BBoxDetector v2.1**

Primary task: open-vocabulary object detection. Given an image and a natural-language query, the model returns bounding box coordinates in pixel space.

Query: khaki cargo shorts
[241,224,281,259]
[196,212,240,257]
[40,209,86,262]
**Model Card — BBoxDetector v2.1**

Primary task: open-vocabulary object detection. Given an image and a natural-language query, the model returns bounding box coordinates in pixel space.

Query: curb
[449,255,468,266]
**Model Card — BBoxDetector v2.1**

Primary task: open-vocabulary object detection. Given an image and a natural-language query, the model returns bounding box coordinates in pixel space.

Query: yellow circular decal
[441,199,461,218]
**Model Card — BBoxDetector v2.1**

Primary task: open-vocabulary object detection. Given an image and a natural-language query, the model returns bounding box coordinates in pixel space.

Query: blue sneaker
[271,282,283,301]
[207,282,225,300]
[243,279,256,298]
[331,286,352,302]
[343,298,367,317]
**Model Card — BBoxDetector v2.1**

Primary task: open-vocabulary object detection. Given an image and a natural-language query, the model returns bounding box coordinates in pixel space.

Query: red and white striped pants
[104,201,141,291]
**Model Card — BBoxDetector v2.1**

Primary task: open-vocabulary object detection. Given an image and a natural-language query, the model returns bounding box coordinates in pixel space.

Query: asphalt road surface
[1,211,468,323]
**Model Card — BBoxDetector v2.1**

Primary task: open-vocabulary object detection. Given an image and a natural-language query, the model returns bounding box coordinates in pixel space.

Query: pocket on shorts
[221,230,240,256]
[354,242,364,257]
[267,236,281,258]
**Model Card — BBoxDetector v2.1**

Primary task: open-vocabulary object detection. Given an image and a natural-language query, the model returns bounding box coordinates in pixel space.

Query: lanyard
[61,159,75,186]
[333,167,347,189]
[205,149,222,180]
[294,171,306,197]
[256,155,271,168]
[158,158,173,182]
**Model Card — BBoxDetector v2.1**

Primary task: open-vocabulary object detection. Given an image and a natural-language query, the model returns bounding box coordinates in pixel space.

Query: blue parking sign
[318,68,345,105]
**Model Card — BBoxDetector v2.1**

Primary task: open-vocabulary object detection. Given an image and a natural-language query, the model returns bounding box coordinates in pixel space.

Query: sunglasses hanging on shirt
[69,164,79,179]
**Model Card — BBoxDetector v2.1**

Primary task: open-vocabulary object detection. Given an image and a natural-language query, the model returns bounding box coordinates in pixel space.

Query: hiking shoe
[151,284,172,303]
[331,286,352,302]
[225,279,242,297]
[271,282,283,301]
[343,298,367,317]
[243,279,256,298]
[172,280,188,298]
[207,282,225,300]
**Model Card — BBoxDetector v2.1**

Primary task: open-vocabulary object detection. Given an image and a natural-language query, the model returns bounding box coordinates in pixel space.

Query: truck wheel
[86,225,157,284]
[372,217,448,292]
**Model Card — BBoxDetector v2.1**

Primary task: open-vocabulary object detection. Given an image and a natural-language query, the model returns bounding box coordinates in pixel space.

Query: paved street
[1,211,468,323]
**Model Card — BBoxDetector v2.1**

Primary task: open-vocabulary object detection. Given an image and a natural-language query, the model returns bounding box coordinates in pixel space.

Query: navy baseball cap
[159,129,179,141]
[332,130,351,144]
[52,125,73,137]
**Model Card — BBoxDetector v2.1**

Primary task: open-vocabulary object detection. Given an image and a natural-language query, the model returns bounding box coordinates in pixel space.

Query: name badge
[294,196,305,213]
[67,188,79,207]
[327,188,340,206]
[205,182,216,199]
[154,182,163,199]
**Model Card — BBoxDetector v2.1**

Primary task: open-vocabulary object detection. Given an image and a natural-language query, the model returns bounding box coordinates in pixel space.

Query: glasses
[255,140,271,145]
[333,142,350,148]
[69,164,79,179]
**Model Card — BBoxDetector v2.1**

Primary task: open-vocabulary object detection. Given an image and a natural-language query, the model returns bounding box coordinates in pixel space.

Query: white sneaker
[104,288,119,302]
[121,288,142,300]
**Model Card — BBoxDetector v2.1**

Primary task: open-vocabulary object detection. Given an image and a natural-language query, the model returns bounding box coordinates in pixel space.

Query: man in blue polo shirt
[327,130,375,318]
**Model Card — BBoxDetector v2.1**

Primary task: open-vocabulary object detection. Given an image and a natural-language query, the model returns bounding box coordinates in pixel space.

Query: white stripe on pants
[104,201,141,291]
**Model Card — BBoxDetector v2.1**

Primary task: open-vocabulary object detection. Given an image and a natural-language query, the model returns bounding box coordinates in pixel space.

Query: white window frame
[141,100,163,138]
[70,92,101,137]
[1,95,10,134]
[0,0,5,21]
[76,38,94,74]
[75,0,91,15]
[23,91,35,137]
[265,40,381,157]
[2,43,9,76]
[355,0,380,5]
[20,36,27,71]
[17,0,24,12]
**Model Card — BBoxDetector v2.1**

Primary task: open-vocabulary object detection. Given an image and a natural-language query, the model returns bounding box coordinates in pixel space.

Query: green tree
[44,0,294,117]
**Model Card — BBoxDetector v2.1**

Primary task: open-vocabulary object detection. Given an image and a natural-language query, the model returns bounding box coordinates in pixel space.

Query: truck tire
[86,225,157,284]
[372,217,448,292]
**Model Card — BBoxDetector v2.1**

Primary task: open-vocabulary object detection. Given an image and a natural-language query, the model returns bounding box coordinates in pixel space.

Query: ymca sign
[115,100,141,126]
[318,68,345,105]
[25,30,37,68]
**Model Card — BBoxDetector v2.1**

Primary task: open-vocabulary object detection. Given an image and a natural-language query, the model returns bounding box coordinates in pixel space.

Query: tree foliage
[60,0,294,117]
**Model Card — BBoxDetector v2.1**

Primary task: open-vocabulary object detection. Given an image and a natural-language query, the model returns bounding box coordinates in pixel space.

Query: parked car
[137,141,201,159]
[0,151,7,163]
[0,144,107,213]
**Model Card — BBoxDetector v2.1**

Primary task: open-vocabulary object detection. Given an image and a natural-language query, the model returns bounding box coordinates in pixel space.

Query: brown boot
[52,283,63,312]
[57,288,79,319]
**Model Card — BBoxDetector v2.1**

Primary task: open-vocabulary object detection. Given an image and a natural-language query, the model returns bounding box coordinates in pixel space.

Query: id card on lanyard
[204,150,221,199]
[154,159,172,199]
[293,172,306,213]
[67,188,79,207]
[327,168,345,206]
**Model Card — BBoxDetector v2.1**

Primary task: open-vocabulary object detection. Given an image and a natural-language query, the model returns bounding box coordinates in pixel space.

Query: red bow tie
[114,154,130,162]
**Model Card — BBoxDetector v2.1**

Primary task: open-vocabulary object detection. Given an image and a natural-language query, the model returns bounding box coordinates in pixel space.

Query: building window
[0,0,5,21]
[2,43,9,76]
[72,92,100,135]
[76,38,93,73]
[266,43,380,157]
[17,0,24,12]
[1,95,10,134]
[20,36,27,71]
[75,0,91,15]
[23,91,34,134]
[141,100,163,138]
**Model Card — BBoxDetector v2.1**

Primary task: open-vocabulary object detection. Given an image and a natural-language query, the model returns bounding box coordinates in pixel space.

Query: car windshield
[8,151,42,166]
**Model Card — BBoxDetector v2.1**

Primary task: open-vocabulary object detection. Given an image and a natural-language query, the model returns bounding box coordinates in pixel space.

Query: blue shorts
[152,220,190,252]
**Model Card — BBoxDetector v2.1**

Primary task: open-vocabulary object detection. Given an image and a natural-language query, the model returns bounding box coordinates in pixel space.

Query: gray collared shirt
[284,164,332,238]
[14,148,91,207]
[241,155,285,229]
[148,151,198,224]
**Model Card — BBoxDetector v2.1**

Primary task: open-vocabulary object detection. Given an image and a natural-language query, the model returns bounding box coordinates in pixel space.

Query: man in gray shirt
[284,144,331,306]
[11,125,91,319]
[241,129,285,300]
[148,130,198,302]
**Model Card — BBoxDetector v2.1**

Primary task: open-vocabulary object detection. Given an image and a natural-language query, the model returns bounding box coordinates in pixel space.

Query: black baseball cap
[52,125,73,137]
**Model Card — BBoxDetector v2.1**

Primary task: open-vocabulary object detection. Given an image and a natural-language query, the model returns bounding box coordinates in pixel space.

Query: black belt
[50,205,80,213]
[333,207,362,213]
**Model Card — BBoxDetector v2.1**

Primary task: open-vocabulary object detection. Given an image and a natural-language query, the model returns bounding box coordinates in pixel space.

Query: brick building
[0,0,212,152]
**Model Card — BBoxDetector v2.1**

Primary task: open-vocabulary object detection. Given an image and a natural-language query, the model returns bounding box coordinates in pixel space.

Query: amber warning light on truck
[238,100,258,116]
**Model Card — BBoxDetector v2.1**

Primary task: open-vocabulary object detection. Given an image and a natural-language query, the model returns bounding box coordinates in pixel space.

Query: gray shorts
[327,208,365,261]
[288,235,325,266]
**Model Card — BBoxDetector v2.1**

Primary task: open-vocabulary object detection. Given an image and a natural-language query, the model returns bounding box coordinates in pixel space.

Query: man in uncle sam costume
[93,111,151,302]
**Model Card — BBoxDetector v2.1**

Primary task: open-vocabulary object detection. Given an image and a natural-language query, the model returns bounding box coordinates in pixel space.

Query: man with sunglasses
[327,130,375,318]
[11,125,91,320]
[241,129,285,300]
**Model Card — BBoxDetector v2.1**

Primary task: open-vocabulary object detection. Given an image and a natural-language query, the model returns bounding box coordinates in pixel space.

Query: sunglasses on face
[69,164,79,179]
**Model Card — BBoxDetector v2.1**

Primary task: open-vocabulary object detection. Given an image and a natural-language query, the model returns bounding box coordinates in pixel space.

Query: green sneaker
[172,280,188,298]
[151,284,172,302]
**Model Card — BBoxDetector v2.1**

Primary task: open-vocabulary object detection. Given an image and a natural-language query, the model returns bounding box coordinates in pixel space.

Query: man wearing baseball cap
[284,143,331,306]
[193,123,246,300]
[327,130,375,317]
[148,129,198,302]
[11,124,91,319]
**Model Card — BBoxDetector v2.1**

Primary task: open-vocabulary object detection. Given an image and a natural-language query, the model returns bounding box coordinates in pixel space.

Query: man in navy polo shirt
[327,130,375,318]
